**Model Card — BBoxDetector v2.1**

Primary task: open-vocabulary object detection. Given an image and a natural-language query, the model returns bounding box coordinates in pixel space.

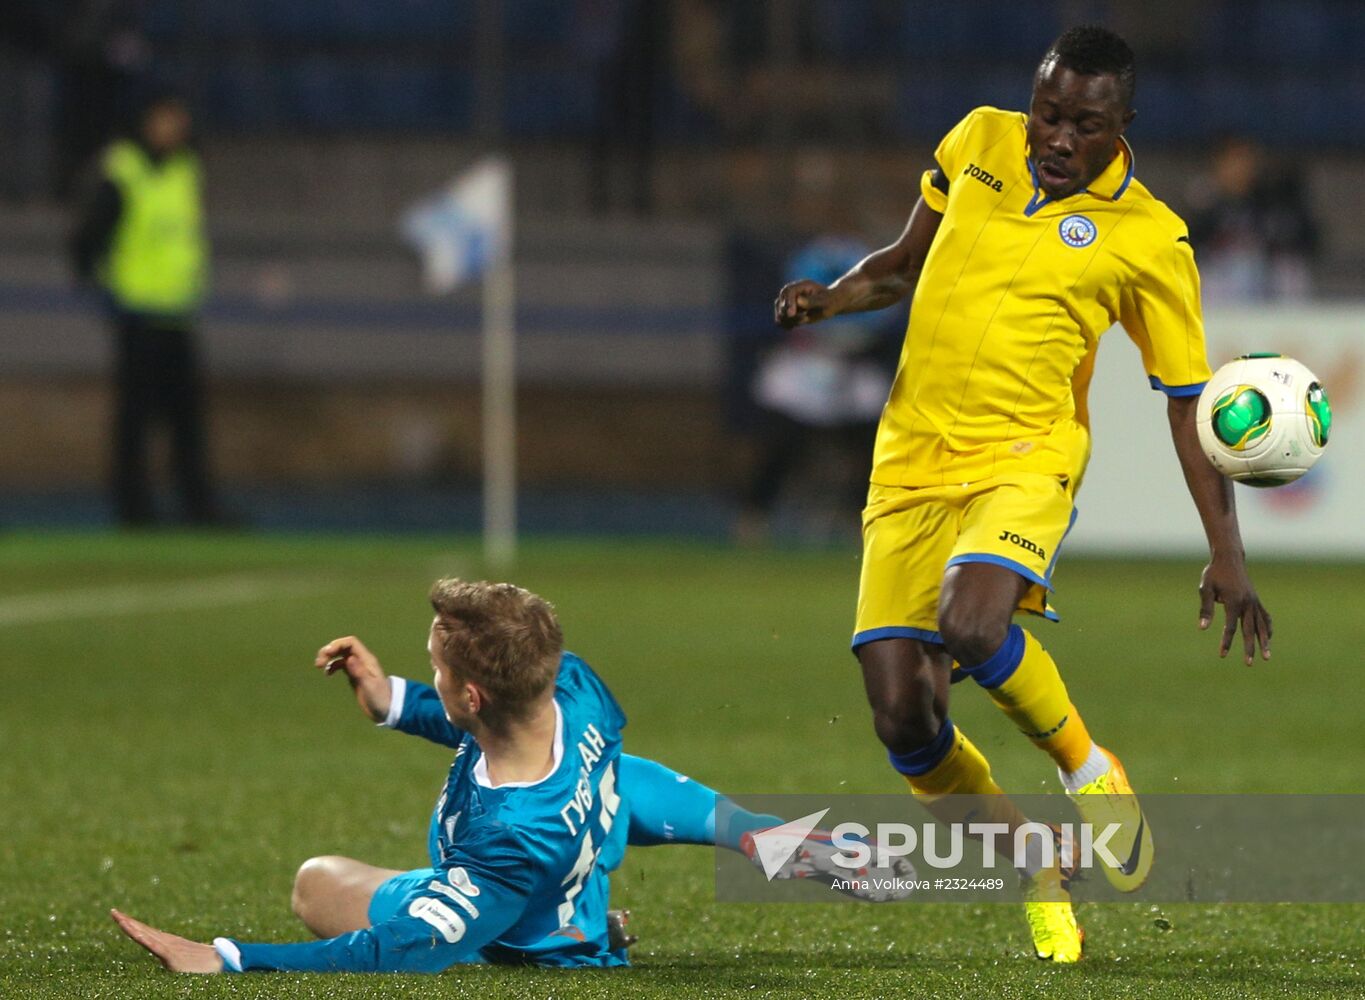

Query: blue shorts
[368,867,489,965]
[368,867,439,925]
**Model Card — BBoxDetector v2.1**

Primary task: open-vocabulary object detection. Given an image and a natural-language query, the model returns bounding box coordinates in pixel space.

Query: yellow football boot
[1022,864,1084,963]
[1066,746,1154,892]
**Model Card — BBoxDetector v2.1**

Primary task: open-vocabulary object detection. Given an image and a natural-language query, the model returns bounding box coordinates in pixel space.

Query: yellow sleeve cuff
[920,169,948,213]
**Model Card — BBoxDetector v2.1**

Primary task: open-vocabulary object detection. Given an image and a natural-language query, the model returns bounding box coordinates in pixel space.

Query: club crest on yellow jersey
[1059,214,1098,248]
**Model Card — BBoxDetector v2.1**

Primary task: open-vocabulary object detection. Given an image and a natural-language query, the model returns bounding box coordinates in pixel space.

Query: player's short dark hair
[1040,25,1136,109]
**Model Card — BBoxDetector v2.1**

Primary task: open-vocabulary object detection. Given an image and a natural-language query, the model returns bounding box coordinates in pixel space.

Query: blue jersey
[216,652,629,974]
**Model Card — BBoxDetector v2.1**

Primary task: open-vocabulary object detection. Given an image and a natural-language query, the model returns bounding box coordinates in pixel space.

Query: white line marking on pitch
[0,575,325,628]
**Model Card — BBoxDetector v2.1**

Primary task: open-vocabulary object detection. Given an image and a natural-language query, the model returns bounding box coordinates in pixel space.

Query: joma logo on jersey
[999,530,1046,559]
[963,163,1004,192]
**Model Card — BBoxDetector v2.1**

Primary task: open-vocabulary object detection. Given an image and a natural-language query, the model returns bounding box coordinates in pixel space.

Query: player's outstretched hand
[110,909,223,973]
[774,279,838,328]
[317,635,392,722]
[1198,557,1272,665]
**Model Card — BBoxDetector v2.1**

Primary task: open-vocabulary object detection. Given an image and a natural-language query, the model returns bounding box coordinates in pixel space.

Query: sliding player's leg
[617,753,781,851]
[290,856,404,938]
[616,754,913,901]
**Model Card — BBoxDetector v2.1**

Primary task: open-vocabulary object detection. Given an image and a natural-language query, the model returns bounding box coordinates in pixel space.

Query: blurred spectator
[1186,136,1319,304]
[71,91,220,527]
[735,235,896,544]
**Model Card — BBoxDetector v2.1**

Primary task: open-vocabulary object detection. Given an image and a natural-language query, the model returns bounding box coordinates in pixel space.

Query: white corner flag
[401,158,511,294]
[401,158,517,568]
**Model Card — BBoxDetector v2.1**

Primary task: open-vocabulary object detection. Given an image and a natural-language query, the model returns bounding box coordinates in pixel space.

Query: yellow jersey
[872,106,1211,489]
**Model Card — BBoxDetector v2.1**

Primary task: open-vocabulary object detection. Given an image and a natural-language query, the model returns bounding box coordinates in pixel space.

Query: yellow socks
[888,719,1030,835]
[881,627,1100,869]
[968,625,1094,774]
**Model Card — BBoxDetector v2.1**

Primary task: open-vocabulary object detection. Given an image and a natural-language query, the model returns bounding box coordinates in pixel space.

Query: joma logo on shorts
[998,530,1045,559]
[963,163,1004,192]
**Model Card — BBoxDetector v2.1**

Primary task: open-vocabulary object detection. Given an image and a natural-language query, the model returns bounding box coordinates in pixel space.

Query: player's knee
[871,704,946,757]
[859,641,947,754]
[938,611,1009,669]
[291,856,337,923]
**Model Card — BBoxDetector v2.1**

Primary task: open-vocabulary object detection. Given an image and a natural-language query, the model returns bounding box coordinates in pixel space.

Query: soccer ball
[1195,354,1331,487]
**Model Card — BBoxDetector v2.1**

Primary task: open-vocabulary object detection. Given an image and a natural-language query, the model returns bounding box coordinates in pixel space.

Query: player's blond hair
[428,578,563,725]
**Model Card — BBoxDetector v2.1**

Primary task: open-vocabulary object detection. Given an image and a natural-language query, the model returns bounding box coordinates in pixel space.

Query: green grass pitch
[2,532,1361,999]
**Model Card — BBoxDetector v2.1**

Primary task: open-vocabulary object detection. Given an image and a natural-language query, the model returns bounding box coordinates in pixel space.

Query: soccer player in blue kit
[112,578,893,974]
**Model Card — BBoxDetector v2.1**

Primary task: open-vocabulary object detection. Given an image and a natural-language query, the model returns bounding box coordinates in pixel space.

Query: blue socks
[618,753,781,852]
[887,717,958,776]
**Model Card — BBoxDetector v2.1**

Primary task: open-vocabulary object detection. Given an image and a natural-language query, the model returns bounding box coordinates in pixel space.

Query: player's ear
[1120,107,1136,130]
[465,682,485,715]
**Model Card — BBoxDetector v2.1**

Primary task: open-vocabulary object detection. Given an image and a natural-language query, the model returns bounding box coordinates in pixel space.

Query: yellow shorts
[852,473,1077,648]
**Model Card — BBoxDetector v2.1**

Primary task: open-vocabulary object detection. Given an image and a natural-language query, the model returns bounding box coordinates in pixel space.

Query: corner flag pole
[482,165,516,569]
[399,156,516,567]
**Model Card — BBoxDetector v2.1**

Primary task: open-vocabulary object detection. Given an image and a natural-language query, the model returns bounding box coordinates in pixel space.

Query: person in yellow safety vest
[72,91,222,527]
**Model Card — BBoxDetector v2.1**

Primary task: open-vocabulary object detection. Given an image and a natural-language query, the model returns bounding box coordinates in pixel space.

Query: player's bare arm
[316,635,391,721]
[774,196,942,328]
[1167,395,1272,664]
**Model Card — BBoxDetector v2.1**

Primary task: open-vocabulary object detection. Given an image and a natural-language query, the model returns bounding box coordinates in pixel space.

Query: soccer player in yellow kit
[775,26,1272,962]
